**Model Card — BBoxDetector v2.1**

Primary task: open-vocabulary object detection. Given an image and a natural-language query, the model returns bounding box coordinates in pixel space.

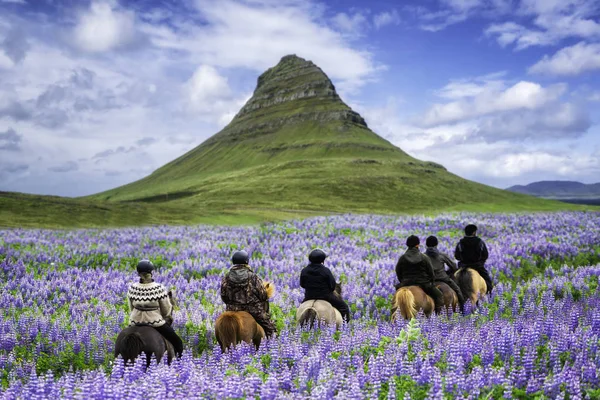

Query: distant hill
[507,181,600,205]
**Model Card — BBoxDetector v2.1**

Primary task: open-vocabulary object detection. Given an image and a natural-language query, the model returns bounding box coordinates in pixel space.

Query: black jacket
[300,263,336,298]
[454,236,489,267]
[425,247,457,280]
[395,247,435,285]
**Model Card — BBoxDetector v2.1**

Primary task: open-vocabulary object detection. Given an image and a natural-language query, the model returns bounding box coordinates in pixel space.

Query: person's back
[424,236,465,310]
[221,250,276,337]
[127,260,184,357]
[454,224,493,293]
[395,235,444,313]
[300,249,350,322]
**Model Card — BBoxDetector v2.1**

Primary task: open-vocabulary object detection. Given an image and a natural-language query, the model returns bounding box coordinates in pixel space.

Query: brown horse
[114,291,176,367]
[391,286,435,321]
[436,281,459,314]
[455,268,487,307]
[215,282,275,351]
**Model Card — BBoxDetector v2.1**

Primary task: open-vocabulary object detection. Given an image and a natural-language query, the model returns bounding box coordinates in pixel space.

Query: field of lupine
[1,212,600,399]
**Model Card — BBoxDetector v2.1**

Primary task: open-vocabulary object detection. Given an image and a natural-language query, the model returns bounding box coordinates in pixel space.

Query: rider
[425,236,466,311]
[454,224,493,293]
[300,248,350,322]
[127,260,184,357]
[221,250,276,338]
[395,235,444,314]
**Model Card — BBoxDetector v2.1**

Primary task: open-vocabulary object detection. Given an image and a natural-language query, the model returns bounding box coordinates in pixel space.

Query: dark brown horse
[215,282,275,351]
[114,291,177,367]
[436,281,459,314]
[391,286,435,321]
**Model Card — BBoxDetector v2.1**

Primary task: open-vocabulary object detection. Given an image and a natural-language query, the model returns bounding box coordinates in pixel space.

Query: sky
[0,0,599,197]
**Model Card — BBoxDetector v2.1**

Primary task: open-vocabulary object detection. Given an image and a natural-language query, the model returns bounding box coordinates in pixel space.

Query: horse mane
[264,282,275,298]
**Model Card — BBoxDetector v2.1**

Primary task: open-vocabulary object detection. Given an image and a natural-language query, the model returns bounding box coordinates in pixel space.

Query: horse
[114,291,176,367]
[455,267,487,307]
[215,282,275,351]
[391,286,435,321]
[296,284,344,329]
[435,281,459,314]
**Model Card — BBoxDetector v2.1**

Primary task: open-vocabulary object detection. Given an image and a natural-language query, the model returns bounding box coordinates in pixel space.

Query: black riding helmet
[231,250,249,265]
[136,260,154,274]
[308,248,327,264]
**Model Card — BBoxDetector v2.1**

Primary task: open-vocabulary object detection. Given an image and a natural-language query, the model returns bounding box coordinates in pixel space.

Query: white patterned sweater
[127,282,172,327]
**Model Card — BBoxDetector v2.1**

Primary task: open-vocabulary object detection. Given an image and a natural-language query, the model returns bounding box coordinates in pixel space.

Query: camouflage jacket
[221,265,269,312]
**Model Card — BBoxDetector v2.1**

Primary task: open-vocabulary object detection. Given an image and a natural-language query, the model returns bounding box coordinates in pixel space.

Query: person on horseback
[425,236,466,311]
[454,224,493,293]
[127,260,184,357]
[300,248,350,322]
[395,235,444,314]
[221,250,276,338]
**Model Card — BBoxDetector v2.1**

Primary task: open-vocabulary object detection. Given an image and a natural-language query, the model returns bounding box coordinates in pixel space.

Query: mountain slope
[90,55,579,214]
[507,181,600,198]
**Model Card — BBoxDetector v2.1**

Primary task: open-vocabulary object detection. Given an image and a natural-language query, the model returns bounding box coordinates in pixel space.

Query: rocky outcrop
[223,55,368,133]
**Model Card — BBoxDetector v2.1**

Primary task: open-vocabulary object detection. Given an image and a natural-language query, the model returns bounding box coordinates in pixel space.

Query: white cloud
[423,81,566,126]
[529,42,600,76]
[141,0,379,93]
[332,12,369,35]
[373,10,400,29]
[0,0,26,3]
[73,1,138,53]
[184,65,250,126]
[485,0,600,49]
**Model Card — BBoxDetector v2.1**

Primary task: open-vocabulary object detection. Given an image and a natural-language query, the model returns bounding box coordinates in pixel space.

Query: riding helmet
[308,248,327,264]
[465,224,478,236]
[406,235,420,248]
[136,260,155,274]
[426,235,438,247]
[232,250,250,265]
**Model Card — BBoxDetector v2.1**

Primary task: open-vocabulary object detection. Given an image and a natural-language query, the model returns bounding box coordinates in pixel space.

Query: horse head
[263,281,276,298]
[335,283,342,296]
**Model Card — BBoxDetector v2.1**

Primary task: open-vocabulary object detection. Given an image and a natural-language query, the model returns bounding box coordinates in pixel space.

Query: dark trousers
[463,264,494,293]
[154,324,184,357]
[397,282,444,313]
[304,292,351,322]
[435,277,466,305]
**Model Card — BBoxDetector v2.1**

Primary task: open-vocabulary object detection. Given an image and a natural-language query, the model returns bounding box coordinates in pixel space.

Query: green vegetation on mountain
[2,55,595,228]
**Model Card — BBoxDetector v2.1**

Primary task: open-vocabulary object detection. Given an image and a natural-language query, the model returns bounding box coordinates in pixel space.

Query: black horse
[114,325,175,366]
[114,292,176,366]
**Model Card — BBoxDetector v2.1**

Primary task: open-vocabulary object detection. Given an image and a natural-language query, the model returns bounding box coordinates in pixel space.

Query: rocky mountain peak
[229,54,367,128]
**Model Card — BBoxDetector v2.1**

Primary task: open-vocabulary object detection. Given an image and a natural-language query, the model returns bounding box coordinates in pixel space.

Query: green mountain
[90,55,572,215]
[3,55,587,229]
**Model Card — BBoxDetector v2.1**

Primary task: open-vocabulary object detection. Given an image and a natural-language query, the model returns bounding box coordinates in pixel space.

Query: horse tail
[216,313,241,351]
[299,308,318,329]
[119,332,145,363]
[457,269,475,304]
[397,288,417,320]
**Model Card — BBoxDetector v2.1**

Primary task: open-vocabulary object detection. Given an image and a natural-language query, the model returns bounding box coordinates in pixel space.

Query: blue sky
[0,0,599,196]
